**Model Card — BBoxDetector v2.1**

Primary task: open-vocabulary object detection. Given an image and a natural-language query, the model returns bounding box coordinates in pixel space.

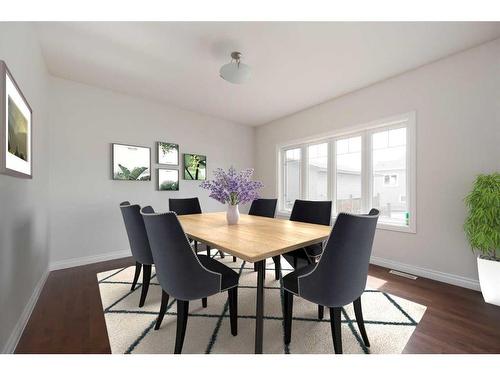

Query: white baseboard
[2,269,49,354]
[370,255,480,291]
[49,250,131,271]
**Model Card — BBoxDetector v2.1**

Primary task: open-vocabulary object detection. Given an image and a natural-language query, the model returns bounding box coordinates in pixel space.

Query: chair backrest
[248,198,278,218]
[169,197,202,215]
[119,201,154,265]
[297,209,379,307]
[290,199,332,226]
[141,209,221,300]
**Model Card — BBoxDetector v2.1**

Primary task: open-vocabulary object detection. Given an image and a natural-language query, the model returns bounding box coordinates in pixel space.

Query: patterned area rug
[97,253,426,354]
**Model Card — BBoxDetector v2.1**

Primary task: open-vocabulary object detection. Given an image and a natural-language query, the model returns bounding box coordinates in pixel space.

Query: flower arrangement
[200,166,264,206]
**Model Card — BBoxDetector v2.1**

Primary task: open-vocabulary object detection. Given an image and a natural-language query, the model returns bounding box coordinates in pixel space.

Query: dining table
[177,211,332,354]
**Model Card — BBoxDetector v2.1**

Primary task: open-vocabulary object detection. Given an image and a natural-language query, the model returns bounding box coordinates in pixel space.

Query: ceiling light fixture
[219,51,251,84]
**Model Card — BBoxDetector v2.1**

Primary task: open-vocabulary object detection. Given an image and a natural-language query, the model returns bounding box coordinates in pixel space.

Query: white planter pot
[477,256,500,306]
[226,204,240,225]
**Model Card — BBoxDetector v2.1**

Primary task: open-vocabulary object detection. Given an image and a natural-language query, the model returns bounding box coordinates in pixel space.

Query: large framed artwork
[158,168,179,191]
[0,60,33,178]
[157,141,179,165]
[183,153,206,180]
[112,143,151,181]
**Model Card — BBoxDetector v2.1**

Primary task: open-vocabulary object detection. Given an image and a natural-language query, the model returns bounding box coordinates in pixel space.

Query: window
[372,127,407,225]
[307,143,328,201]
[283,148,301,210]
[278,112,416,232]
[336,136,362,213]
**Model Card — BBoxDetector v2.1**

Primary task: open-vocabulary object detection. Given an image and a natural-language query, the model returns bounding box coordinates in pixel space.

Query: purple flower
[200,166,264,205]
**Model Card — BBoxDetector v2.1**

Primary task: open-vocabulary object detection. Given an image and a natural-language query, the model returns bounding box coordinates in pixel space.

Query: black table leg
[255,259,265,354]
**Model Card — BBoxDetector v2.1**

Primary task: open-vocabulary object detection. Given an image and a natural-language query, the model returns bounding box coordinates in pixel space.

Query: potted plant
[464,173,500,305]
[200,167,264,225]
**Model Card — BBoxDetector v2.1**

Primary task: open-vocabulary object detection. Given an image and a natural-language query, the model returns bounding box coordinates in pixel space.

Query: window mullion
[362,131,372,212]
[329,140,336,213]
[301,145,308,199]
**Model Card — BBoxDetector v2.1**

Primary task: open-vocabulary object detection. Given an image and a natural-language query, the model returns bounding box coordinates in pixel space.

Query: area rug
[97,253,426,354]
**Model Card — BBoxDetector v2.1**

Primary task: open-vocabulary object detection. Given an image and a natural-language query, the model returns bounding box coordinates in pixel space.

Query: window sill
[276,210,416,234]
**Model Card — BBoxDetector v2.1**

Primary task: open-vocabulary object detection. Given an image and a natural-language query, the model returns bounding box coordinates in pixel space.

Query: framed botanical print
[157,141,179,165]
[0,60,33,178]
[183,153,206,180]
[158,168,179,191]
[112,143,151,181]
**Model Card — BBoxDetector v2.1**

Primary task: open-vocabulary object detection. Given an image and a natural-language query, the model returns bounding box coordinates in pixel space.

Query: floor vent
[389,270,418,280]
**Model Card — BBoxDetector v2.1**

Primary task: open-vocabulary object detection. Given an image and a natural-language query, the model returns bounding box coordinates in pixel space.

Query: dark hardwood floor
[15,257,500,354]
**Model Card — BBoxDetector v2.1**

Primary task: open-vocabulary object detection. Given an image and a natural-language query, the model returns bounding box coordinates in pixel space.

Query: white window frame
[276,111,416,233]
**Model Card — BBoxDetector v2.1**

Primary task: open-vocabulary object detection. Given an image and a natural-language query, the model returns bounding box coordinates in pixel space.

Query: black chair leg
[139,264,151,307]
[131,261,142,291]
[329,307,343,354]
[202,297,207,308]
[284,290,293,344]
[174,300,189,354]
[232,256,237,262]
[272,255,281,280]
[254,263,258,272]
[207,245,211,257]
[219,250,225,258]
[194,240,198,251]
[318,305,324,320]
[228,287,238,336]
[293,257,297,269]
[353,297,370,347]
[155,290,170,330]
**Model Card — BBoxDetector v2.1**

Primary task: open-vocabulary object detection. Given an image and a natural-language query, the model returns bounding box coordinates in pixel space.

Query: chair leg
[131,262,142,291]
[284,290,293,344]
[318,305,324,320]
[329,307,343,354]
[174,300,189,354]
[272,255,281,280]
[228,287,238,336]
[202,297,207,308]
[139,264,151,307]
[207,245,211,257]
[154,290,170,330]
[254,262,258,272]
[194,240,198,251]
[293,257,297,269]
[219,250,225,259]
[232,256,237,262]
[353,297,370,347]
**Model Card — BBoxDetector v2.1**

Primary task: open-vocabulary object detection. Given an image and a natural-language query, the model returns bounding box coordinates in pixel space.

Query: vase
[226,204,240,225]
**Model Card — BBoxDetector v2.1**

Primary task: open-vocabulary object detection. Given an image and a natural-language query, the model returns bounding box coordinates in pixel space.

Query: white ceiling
[37,22,500,126]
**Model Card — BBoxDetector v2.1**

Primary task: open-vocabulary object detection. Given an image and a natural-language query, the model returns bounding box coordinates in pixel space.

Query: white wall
[255,39,500,288]
[0,23,50,352]
[48,78,255,266]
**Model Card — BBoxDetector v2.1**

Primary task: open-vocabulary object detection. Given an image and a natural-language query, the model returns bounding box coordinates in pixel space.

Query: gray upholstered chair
[282,199,333,270]
[168,197,221,258]
[141,207,239,354]
[246,199,280,278]
[282,209,379,354]
[119,201,154,307]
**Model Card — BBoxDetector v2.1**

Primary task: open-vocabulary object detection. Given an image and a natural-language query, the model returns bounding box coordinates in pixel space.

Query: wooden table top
[177,212,332,263]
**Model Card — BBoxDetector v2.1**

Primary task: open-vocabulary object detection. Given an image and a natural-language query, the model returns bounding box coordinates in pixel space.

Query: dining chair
[246,199,280,279]
[282,209,380,354]
[141,207,239,354]
[282,199,332,270]
[119,201,154,307]
[169,197,221,258]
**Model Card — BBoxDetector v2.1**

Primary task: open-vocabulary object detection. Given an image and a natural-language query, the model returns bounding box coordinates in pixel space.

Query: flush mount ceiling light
[219,51,251,84]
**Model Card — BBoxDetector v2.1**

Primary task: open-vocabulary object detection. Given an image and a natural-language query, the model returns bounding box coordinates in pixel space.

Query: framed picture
[0,60,33,178]
[183,153,206,180]
[112,143,151,181]
[157,141,179,165]
[158,168,179,191]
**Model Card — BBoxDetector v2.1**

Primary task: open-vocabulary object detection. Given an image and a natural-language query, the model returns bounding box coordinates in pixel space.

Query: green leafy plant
[115,164,149,180]
[464,173,500,260]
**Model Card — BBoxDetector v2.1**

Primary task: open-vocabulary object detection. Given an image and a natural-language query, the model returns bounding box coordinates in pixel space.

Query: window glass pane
[336,136,362,213]
[372,127,407,225]
[284,148,301,210]
[307,143,328,201]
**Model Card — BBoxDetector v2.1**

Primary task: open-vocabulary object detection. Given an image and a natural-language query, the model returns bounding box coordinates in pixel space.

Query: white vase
[477,256,500,306]
[226,204,240,225]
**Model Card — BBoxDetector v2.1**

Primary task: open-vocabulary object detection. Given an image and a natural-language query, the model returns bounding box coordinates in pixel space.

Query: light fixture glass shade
[219,62,251,84]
